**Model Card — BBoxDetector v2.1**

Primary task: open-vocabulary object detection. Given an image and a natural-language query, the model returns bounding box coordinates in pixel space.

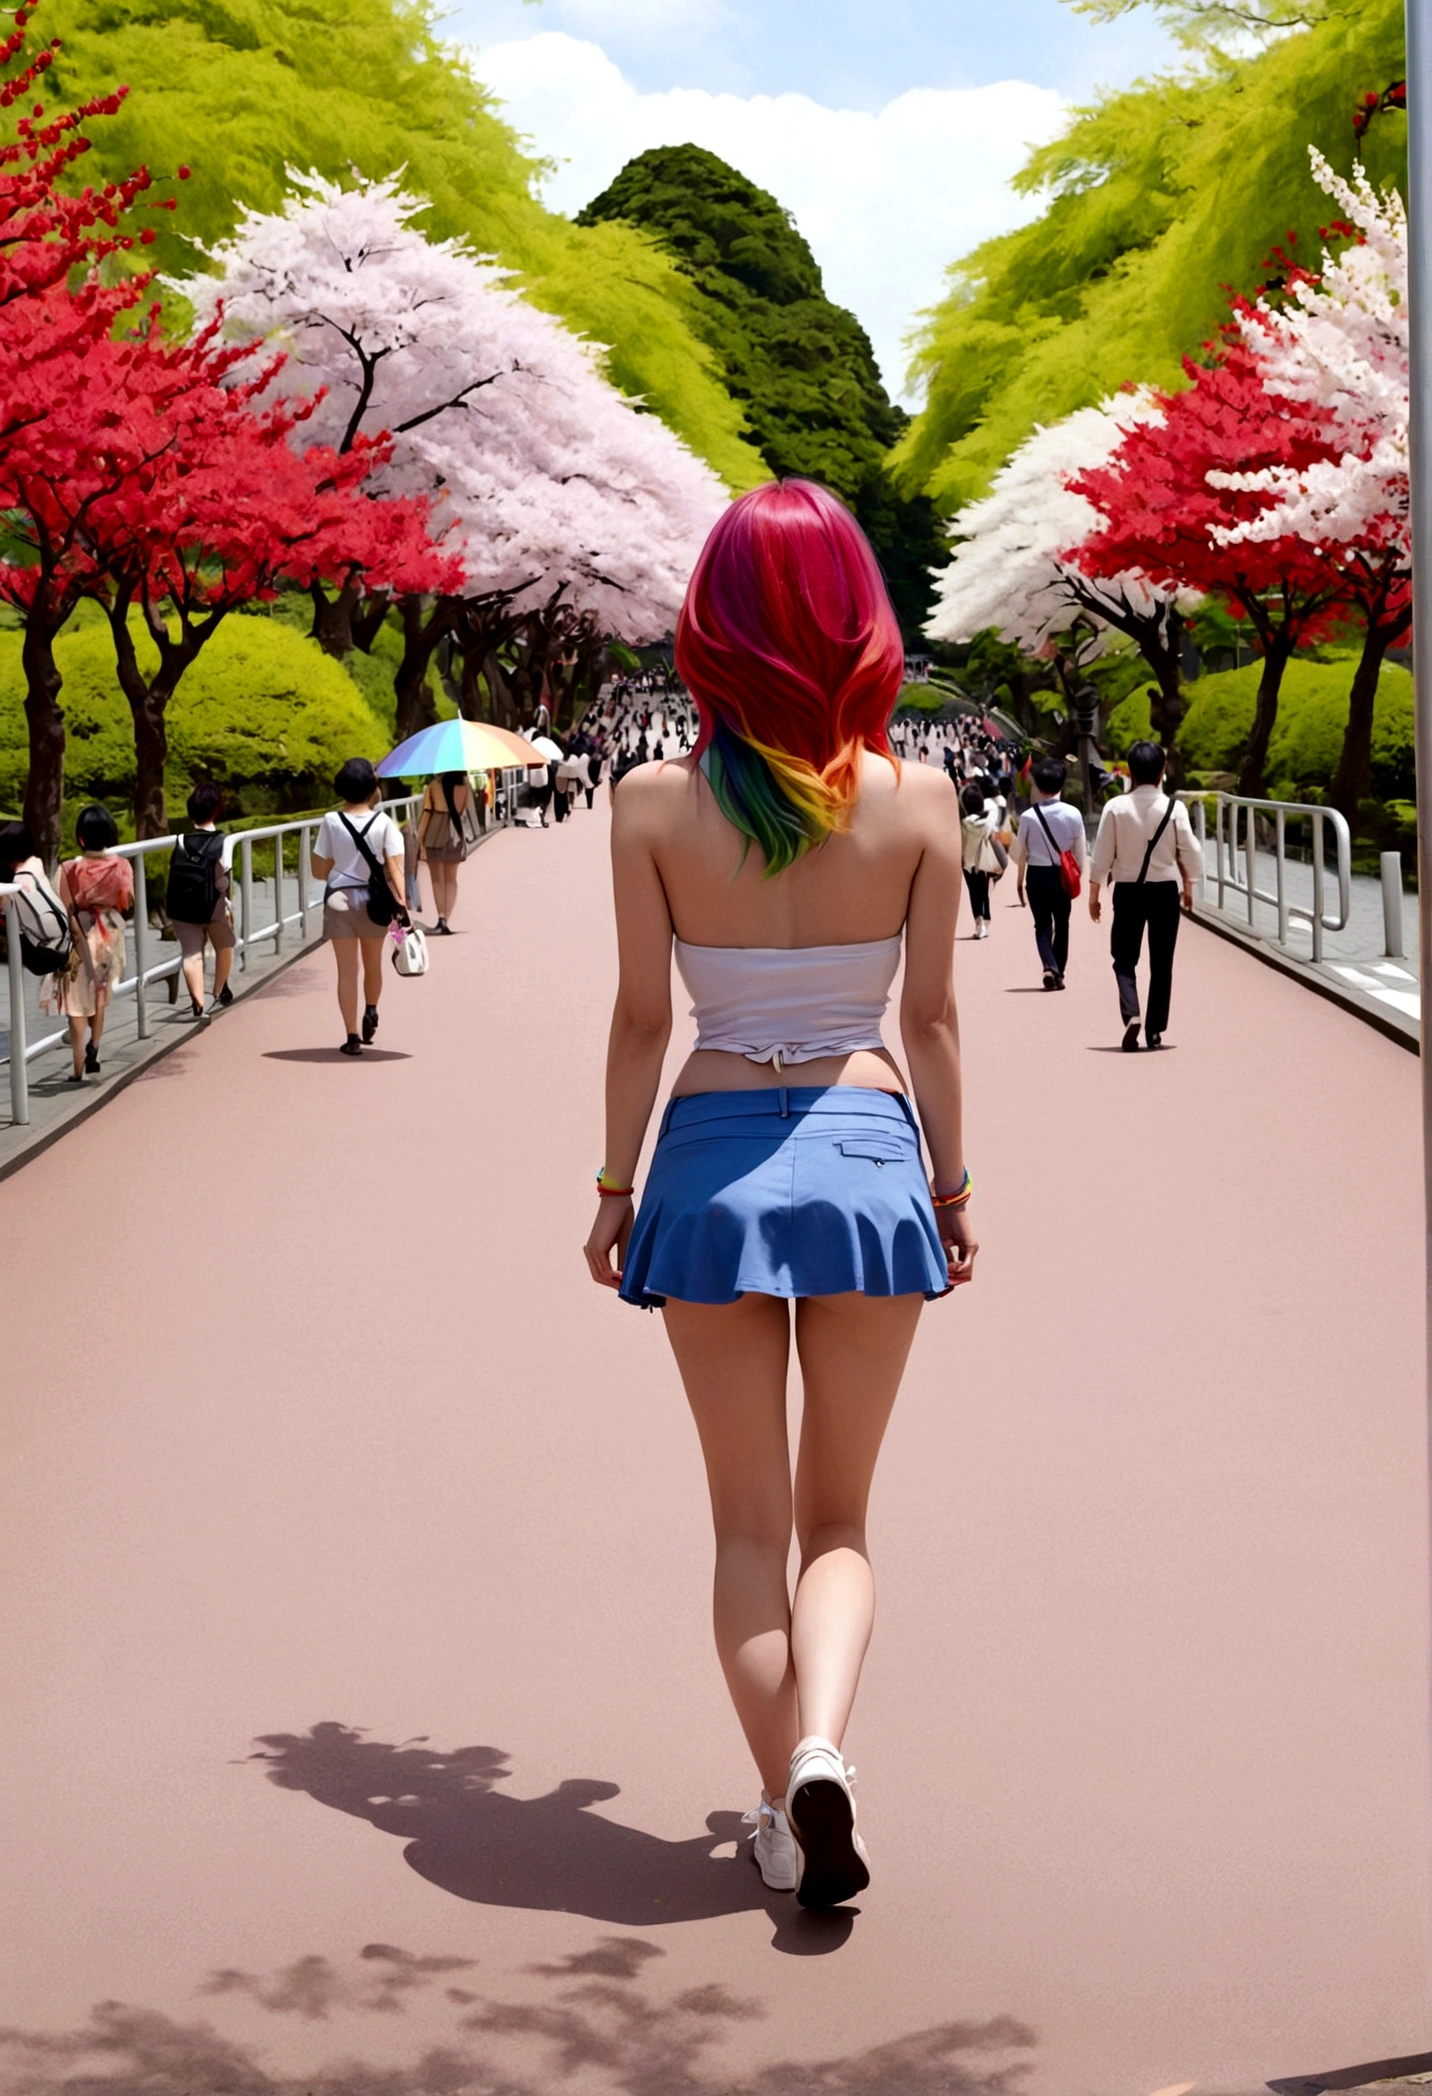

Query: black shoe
[1054,973,1066,990]
[216,984,234,1008]
[1146,1031,1164,1050]
[361,1003,379,1044]
[340,1034,363,1057]
[1042,969,1058,990]
[189,999,204,1020]
[435,920,453,935]
[84,1043,100,1074]
[1121,1017,1142,1052]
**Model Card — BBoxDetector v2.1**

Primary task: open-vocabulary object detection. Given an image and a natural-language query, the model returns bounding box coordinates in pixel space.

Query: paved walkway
[1,808,1429,2096]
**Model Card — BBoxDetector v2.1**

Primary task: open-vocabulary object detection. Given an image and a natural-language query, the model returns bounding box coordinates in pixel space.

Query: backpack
[9,871,72,977]
[338,813,400,927]
[1032,803,1083,900]
[168,830,225,924]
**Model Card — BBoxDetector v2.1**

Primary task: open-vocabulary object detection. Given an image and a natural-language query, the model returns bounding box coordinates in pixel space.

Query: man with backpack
[1088,740,1202,1051]
[1011,756,1086,990]
[168,783,236,1019]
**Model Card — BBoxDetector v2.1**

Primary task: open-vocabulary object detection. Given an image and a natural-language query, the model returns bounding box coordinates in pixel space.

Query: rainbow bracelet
[931,1168,972,1210]
[596,1169,635,1197]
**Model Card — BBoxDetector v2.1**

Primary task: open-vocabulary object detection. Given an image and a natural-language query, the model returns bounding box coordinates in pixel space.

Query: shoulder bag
[339,813,403,928]
[1135,795,1179,885]
[1032,803,1082,900]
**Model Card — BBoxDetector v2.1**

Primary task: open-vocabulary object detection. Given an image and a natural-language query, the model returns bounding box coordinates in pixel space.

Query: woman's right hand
[937,1205,979,1288]
[584,1196,633,1289]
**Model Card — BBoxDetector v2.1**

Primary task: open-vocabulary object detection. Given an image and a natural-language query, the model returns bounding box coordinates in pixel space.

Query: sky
[443,0,1175,405]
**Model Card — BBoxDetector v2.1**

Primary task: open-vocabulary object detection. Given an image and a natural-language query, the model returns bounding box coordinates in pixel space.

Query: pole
[1410,0,1432,1375]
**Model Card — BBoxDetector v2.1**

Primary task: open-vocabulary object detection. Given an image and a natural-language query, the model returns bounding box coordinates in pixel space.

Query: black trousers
[1111,881,1182,1036]
[1025,865,1070,975]
[963,868,991,921]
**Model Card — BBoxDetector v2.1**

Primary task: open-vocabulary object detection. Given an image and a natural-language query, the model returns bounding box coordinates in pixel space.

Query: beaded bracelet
[596,1170,635,1197]
[931,1168,973,1210]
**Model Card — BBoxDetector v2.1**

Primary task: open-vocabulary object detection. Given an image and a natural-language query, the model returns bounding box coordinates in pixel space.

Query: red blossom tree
[1069,340,1350,798]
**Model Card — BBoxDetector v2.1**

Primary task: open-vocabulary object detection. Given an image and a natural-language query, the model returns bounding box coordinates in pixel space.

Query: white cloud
[468,31,1065,404]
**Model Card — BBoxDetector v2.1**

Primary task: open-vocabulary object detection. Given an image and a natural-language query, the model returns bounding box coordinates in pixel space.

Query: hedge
[0,612,390,834]
[1106,655,1415,802]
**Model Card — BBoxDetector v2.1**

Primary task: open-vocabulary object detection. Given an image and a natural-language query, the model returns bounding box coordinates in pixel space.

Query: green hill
[43,0,766,493]
[577,144,947,636]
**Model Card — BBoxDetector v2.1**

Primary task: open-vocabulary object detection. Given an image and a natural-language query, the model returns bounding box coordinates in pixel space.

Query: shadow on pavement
[0,1931,1039,2095]
[249,1721,794,1931]
[261,1048,413,1063]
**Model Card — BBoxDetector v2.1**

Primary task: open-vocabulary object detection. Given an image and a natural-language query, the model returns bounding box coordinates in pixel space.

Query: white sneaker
[742,1797,797,1891]
[786,1736,870,1909]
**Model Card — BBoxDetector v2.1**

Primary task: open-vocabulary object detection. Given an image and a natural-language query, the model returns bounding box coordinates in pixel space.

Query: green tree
[894,0,1407,511]
[40,0,766,494]
[577,144,947,636]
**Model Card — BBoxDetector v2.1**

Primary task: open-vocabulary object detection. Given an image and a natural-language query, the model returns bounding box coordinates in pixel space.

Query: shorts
[174,900,235,957]
[619,1087,951,1309]
[323,889,382,940]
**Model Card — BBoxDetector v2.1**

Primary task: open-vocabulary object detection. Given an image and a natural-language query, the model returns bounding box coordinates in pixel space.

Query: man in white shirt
[1088,739,1202,1051]
[1011,756,1086,990]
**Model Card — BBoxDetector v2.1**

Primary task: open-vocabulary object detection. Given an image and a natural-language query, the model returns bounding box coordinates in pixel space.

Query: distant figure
[168,782,236,1018]
[0,820,69,980]
[418,770,479,934]
[959,781,999,940]
[1011,757,1085,990]
[1088,739,1201,1051]
[50,803,134,1082]
[311,758,409,1057]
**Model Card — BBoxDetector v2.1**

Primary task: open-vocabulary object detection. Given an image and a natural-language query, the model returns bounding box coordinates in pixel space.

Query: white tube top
[674,935,901,1068]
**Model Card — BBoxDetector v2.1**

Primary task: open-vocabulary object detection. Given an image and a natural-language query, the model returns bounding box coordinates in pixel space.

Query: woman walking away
[960,782,999,940]
[418,770,479,934]
[311,758,409,1057]
[50,804,134,1081]
[584,480,977,1911]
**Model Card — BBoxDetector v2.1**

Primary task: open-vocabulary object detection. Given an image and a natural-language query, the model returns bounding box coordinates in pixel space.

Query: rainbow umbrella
[377,718,544,776]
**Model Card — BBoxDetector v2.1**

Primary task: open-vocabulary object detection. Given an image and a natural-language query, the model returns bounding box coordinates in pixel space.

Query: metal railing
[1,777,523,1127]
[1181,791,1352,962]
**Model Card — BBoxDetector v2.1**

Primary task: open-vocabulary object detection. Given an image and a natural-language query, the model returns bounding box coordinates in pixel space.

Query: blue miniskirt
[618,1087,951,1309]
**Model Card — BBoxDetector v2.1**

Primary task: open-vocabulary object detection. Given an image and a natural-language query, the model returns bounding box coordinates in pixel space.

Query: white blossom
[185,174,728,636]
[924,389,1196,650]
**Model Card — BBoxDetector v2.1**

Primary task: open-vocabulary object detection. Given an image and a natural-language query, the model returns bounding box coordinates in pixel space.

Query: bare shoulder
[870,755,961,836]
[610,757,699,833]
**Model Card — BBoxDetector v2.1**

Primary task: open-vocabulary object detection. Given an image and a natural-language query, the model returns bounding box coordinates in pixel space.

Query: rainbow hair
[675,479,905,876]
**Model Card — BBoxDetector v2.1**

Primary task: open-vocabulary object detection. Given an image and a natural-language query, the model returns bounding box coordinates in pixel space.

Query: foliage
[893,0,1407,510]
[36,0,766,493]
[0,612,387,818]
[576,144,947,635]
[1107,653,1414,800]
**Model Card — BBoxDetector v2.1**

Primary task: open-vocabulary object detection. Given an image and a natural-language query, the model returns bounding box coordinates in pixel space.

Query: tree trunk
[351,590,391,655]
[483,651,516,728]
[309,577,362,658]
[130,688,172,840]
[1330,618,1394,827]
[1236,637,1292,800]
[21,614,68,869]
[393,594,449,743]
[108,595,215,838]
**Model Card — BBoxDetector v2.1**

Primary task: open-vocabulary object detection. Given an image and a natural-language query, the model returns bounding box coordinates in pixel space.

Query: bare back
[610,751,963,1095]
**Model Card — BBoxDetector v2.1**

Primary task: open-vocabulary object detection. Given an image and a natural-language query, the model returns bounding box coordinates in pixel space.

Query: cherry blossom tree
[1211,150,1409,820]
[925,390,1199,743]
[188,175,727,734]
[1071,343,1348,797]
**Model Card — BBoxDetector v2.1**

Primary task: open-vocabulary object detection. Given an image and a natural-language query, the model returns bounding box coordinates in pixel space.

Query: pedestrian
[48,803,134,1083]
[1087,739,1201,1051]
[310,758,409,1057]
[1011,756,1085,989]
[584,479,975,1912]
[167,782,237,1019]
[959,781,999,939]
[585,748,604,808]
[417,770,479,934]
[0,820,69,979]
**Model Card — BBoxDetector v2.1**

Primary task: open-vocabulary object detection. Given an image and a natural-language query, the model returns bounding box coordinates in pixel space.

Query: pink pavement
[1,801,1428,2096]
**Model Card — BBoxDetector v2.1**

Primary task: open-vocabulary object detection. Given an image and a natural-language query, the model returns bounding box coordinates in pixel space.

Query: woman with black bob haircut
[47,802,134,1081]
[310,757,409,1056]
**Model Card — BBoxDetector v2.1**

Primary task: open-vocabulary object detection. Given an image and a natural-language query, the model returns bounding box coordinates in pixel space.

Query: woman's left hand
[584,1196,633,1289]
[937,1205,979,1288]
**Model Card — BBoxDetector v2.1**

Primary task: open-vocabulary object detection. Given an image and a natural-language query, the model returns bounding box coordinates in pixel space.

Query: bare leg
[662,1294,798,1799]
[790,1293,923,1749]
[212,941,233,997]
[334,941,360,1034]
[66,1015,85,1078]
[181,950,205,1007]
[88,998,108,1057]
[442,863,461,926]
[360,935,384,1011]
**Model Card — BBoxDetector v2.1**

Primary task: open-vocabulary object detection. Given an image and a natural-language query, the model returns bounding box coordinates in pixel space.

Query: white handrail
[1,778,519,1127]
[1178,790,1352,962]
